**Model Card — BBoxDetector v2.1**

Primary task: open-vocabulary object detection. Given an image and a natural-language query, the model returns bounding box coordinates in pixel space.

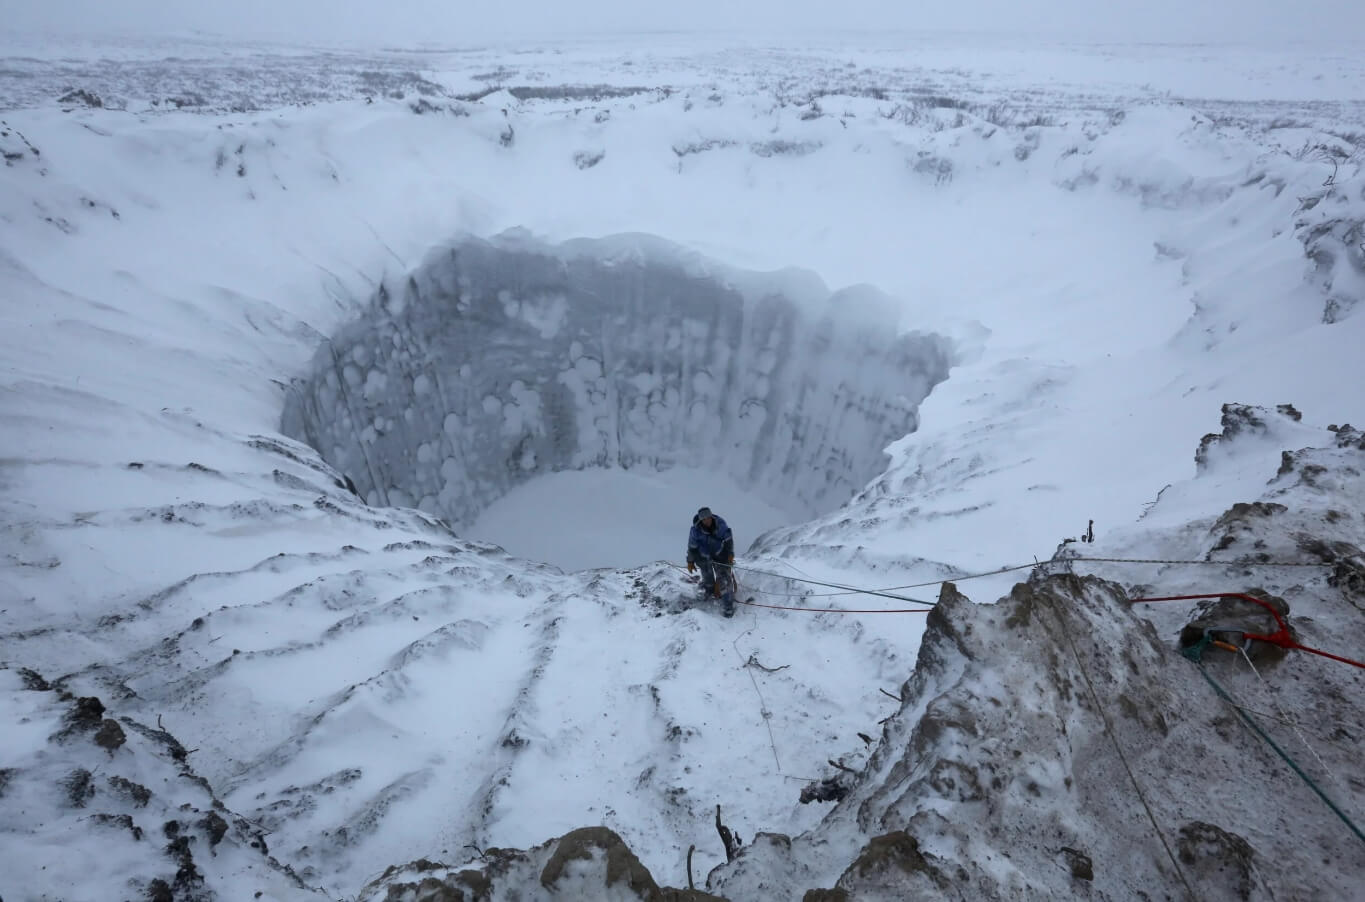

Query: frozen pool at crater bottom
[464,466,797,571]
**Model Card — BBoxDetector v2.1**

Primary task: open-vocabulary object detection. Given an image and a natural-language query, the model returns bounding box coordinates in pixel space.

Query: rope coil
[1131,594,1365,671]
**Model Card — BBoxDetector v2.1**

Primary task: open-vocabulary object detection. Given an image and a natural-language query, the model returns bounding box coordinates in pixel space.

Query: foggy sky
[4,0,1363,45]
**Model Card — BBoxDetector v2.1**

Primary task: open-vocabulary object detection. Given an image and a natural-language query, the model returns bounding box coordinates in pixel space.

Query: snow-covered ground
[2,31,1364,901]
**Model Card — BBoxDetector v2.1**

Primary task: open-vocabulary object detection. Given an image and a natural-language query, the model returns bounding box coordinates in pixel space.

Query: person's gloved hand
[687,560,695,573]
[725,553,734,565]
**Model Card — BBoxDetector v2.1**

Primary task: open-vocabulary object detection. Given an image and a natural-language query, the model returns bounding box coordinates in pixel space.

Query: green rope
[1048,599,1194,899]
[1183,637,1365,846]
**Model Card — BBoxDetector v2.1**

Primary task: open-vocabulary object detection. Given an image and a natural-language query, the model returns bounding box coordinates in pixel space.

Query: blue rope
[1183,636,1365,846]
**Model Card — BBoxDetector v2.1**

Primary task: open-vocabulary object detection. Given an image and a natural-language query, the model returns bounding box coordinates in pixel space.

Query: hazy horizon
[5,0,1365,47]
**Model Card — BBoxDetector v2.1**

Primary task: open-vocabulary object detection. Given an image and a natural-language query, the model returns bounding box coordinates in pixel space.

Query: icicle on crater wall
[282,233,953,528]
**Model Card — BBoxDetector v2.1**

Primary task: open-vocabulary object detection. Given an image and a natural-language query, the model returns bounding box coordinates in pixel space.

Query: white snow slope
[2,33,1365,901]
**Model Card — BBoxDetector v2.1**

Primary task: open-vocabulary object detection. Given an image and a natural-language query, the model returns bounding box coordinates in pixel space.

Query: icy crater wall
[282,234,953,530]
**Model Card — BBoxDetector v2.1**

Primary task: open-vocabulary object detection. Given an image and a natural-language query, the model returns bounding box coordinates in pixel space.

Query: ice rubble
[282,233,953,530]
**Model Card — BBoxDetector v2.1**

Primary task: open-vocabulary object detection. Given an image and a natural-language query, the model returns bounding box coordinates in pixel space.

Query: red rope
[1131,593,1365,671]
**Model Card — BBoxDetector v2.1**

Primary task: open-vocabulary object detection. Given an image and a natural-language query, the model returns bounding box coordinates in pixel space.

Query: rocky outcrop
[1196,402,1276,470]
[57,87,104,108]
[706,411,1365,900]
[1295,159,1365,323]
[362,826,726,901]
[1,673,324,900]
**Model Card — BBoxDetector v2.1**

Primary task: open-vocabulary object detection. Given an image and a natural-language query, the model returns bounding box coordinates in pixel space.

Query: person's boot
[722,590,735,618]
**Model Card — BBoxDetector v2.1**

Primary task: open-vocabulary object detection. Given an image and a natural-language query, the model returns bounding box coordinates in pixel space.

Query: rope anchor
[1133,593,1365,671]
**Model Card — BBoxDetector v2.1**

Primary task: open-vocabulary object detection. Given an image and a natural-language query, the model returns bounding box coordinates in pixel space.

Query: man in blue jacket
[687,506,735,617]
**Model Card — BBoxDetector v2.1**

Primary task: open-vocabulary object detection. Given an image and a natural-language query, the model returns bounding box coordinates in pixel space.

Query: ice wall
[282,234,953,529]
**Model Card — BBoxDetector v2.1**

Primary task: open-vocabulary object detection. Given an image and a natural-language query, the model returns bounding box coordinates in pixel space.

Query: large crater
[282,233,953,560]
